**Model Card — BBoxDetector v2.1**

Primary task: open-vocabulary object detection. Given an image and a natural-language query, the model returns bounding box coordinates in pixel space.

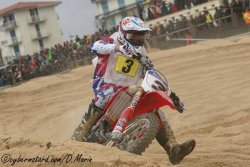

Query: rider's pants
[94,83,121,110]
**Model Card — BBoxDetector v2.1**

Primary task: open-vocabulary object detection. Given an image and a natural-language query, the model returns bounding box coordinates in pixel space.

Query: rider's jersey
[91,32,151,94]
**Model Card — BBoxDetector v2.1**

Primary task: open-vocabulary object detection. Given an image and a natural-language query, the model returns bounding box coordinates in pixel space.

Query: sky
[0,0,97,41]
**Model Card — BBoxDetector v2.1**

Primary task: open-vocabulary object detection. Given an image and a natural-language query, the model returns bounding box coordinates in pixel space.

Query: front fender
[131,90,175,119]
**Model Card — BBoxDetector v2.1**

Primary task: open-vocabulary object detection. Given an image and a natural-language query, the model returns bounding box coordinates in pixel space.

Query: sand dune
[0,36,250,167]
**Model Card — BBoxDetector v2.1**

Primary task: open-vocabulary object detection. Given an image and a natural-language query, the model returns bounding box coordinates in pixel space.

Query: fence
[150,14,249,49]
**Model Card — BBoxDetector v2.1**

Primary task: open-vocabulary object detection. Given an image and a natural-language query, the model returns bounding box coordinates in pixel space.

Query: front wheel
[116,112,160,155]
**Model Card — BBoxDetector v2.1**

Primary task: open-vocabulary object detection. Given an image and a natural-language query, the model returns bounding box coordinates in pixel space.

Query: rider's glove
[119,43,135,56]
[132,53,154,70]
[170,91,184,113]
[140,56,154,70]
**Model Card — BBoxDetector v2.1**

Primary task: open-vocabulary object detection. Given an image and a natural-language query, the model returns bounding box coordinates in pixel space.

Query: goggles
[126,33,146,46]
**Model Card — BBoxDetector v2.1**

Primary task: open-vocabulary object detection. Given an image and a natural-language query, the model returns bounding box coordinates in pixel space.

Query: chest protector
[104,52,142,86]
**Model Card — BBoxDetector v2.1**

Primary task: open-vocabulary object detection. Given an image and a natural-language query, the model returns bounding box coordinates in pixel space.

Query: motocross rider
[71,16,196,165]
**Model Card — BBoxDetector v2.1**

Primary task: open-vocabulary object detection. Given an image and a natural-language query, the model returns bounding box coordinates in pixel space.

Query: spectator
[166,2,174,14]
[222,4,232,24]
[161,1,168,16]
[204,10,214,29]
[214,7,223,27]
[155,22,163,44]
[180,15,188,30]
[149,24,157,47]
[166,19,175,38]
[137,3,144,21]
[192,0,198,6]
[196,12,206,31]
[231,0,240,27]
[150,3,161,18]
[242,0,250,10]
[185,0,192,9]
[75,35,80,42]
[187,17,197,37]
[0,70,4,87]
[235,0,244,24]
[243,8,250,31]
[172,3,178,13]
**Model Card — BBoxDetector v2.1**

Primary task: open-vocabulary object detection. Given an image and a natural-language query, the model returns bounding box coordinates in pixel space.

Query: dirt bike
[85,68,182,155]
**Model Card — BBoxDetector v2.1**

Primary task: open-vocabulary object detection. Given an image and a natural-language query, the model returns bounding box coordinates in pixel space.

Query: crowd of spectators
[0,28,117,87]
[1,0,249,88]
[137,0,212,21]
[148,0,250,48]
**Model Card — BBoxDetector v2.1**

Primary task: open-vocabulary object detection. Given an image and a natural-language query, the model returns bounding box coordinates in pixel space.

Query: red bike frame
[102,87,176,129]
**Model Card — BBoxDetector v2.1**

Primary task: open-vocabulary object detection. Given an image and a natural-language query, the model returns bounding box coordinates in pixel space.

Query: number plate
[114,55,140,77]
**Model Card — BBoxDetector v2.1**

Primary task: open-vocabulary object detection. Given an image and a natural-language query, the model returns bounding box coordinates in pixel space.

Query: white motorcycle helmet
[118,16,151,47]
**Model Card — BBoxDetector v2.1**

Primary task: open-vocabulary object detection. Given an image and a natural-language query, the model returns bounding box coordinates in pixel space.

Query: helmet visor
[126,33,146,46]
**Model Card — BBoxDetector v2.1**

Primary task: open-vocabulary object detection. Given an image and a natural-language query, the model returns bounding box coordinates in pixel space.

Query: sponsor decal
[131,18,141,28]
[122,18,130,26]
[129,94,140,109]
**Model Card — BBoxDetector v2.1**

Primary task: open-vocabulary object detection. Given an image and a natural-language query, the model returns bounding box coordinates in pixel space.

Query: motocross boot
[156,120,196,165]
[71,101,102,142]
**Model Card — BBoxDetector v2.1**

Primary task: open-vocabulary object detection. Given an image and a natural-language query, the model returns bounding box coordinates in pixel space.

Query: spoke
[123,122,139,134]
[106,140,115,147]
[121,119,150,144]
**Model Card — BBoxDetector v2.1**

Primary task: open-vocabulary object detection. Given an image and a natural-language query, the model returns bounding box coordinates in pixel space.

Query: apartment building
[0,1,63,66]
[91,0,148,30]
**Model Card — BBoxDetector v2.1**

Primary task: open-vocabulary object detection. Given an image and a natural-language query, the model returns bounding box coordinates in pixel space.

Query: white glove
[139,55,154,70]
[119,43,135,56]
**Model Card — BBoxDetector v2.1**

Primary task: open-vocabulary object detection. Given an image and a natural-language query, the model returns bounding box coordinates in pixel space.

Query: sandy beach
[0,36,250,167]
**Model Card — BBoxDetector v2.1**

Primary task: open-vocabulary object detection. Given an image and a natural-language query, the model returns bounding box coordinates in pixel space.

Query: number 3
[122,59,134,73]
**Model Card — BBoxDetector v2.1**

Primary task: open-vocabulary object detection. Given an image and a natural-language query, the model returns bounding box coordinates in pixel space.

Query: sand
[0,35,250,167]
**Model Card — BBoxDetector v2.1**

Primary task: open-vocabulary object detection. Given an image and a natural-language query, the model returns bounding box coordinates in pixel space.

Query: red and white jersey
[91,32,150,89]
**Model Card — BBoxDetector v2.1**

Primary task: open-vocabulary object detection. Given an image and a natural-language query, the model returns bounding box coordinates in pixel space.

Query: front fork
[111,86,144,140]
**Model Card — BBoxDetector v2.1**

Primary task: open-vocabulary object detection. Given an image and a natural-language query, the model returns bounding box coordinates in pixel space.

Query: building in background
[0,1,62,66]
[91,0,148,30]
[91,0,224,30]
